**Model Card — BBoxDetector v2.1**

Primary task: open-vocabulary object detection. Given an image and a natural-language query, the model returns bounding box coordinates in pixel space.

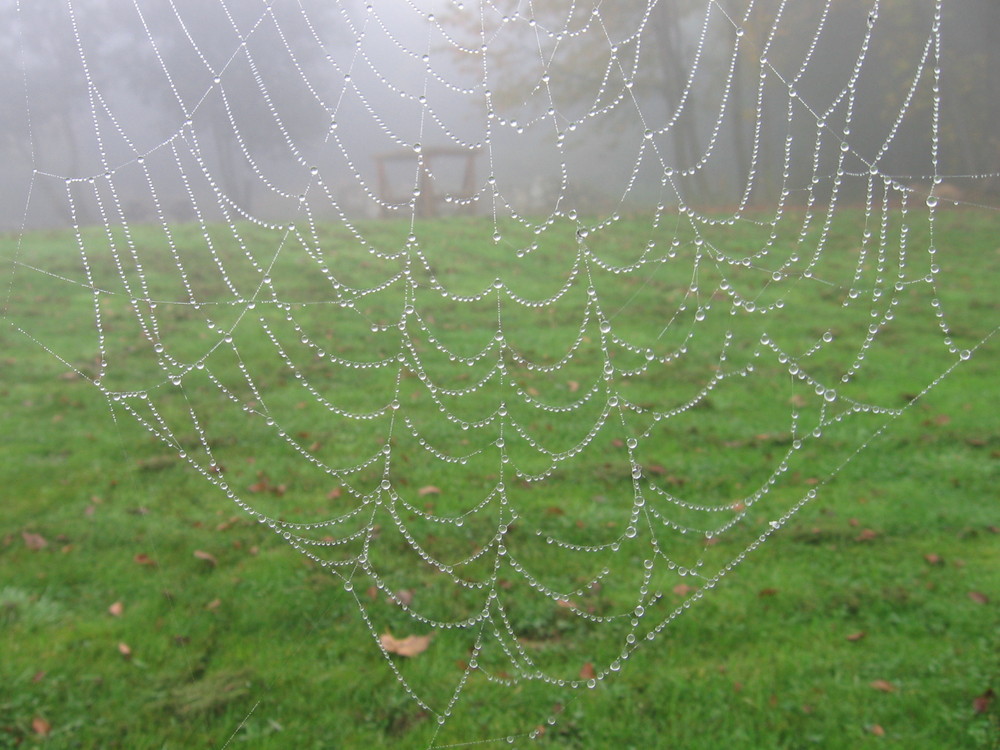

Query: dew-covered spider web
[2,0,999,746]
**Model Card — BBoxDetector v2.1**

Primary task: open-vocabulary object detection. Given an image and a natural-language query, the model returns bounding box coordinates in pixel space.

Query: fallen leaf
[645,464,667,475]
[870,724,885,736]
[133,553,156,566]
[380,631,433,657]
[32,671,46,683]
[556,599,577,609]
[567,380,579,393]
[789,394,807,407]
[973,688,995,714]
[870,680,896,693]
[108,601,124,617]
[923,553,943,565]
[118,642,133,658]
[193,549,217,566]
[855,528,878,541]
[673,583,697,596]
[846,631,866,642]
[31,717,50,737]
[848,518,860,527]
[968,591,989,604]
[545,506,566,516]
[327,487,342,500]
[393,589,415,607]
[22,531,48,550]
[611,438,624,448]
[758,588,779,597]
[579,662,596,681]
[418,485,441,496]
[205,598,221,610]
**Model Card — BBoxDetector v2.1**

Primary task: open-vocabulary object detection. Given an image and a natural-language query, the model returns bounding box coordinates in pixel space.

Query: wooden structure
[375,146,480,218]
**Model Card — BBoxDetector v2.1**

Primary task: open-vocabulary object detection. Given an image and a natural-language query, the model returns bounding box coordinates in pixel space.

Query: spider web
[2,0,998,745]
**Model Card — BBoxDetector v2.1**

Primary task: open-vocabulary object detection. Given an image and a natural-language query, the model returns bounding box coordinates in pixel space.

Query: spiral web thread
[3,0,998,746]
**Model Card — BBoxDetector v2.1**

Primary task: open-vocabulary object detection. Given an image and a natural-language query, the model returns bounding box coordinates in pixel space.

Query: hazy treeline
[1,0,997,230]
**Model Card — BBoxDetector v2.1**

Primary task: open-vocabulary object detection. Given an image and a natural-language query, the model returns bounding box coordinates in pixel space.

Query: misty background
[1,0,998,232]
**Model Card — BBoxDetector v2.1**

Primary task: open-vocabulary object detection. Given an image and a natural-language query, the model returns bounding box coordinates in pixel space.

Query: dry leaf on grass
[845,631,866,642]
[579,662,596,681]
[973,688,995,714]
[870,724,885,736]
[108,601,124,617]
[380,631,433,657]
[968,591,989,604]
[118,642,133,658]
[418,485,441,496]
[22,531,48,550]
[193,549,217,566]
[31,717,51,737]
[870,680,896,693]
[133,553,156,566]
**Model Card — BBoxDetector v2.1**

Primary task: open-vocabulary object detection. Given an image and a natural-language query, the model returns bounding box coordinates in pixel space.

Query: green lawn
[1,209,997,749]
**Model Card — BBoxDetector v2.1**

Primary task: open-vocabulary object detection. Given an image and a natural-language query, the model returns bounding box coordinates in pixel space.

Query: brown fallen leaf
[133,553,156,566]
[418,485,441,496]
[22,531,48,550]
[327,487,342,500]
[673,583,697,596]
[870,680,896,693]
[205,598,221,611]
[847,518,860,527]
[32,671,46,683]
[923,553,943,565]
[108,601,124,617]
[567,380,579,393]
[846,631,866,642]
[380,631,433,657]
[193,549,217,566]
[31,717,51,737]
[758,588,779,598]
[855,529,878,542]
[870,724,885,736]
[393,589,415,607]
[118,642,133,658]
[556,599,577,609]
[968,591,989,604]
[579,662,596,681]
[973,688,995,714]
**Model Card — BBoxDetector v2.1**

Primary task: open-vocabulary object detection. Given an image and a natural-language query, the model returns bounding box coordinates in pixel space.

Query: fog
[1,0,997,231]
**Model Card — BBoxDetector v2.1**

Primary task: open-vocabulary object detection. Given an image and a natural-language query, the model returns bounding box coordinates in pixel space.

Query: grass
[1,208,998,749]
